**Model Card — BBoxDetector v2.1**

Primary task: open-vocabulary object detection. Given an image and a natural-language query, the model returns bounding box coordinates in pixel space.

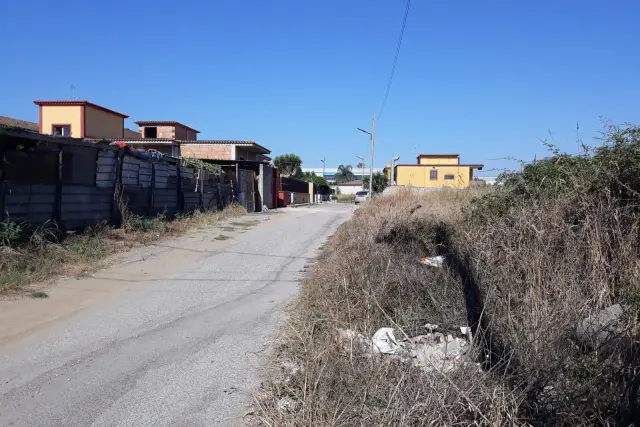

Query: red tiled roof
[397,163,484,169]
[0,116,39,132]
[417,154,460,158]
[83,137,177,144]
[33,100,129,118]
[134,121,200,133]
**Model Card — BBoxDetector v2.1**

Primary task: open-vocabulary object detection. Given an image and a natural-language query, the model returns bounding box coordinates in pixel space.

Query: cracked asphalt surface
[0,204,353,426]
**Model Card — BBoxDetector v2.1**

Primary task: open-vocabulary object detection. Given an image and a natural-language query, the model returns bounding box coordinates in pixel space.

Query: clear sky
[2,0,639,175]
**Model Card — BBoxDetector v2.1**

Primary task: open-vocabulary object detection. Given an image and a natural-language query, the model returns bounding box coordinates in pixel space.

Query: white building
[302,167,384,184]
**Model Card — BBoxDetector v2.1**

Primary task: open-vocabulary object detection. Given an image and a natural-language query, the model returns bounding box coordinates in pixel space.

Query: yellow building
[388,154,483,189]
[34,100,129,139]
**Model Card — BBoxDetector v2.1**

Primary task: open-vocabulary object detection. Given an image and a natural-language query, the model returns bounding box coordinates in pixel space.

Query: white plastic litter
[371,328,401,355]
[420,255,447,267]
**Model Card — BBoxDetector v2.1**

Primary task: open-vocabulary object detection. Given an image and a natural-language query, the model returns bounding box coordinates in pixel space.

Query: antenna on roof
[70,84,76,100]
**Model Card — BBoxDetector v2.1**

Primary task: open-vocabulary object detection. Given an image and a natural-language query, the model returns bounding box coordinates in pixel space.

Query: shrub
[0,219,27,247]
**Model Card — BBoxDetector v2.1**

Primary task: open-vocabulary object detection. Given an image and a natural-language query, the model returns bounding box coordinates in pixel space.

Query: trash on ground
[371,328,401,354]
[420,255,447,267]
[337,324,474,373]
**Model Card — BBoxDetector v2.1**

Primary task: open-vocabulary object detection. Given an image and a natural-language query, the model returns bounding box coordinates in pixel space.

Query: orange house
[33,100,128,139]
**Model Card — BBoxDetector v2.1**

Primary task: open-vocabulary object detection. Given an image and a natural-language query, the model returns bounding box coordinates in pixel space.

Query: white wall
[334,184,363,195]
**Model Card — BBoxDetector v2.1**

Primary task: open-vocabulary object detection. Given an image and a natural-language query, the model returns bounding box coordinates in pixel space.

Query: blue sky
[2,0,639,175]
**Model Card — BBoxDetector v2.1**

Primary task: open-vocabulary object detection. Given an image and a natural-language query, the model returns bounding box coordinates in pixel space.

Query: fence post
[176,163,184,213]
[148,162,156,216]
[0,181,6,221]
[111,150,124,227]
[216,179,223,210]
[199,168,205,210]
[55,146,64,230]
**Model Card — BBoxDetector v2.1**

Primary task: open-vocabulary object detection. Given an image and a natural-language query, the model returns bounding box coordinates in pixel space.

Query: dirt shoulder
[0,210,284,347]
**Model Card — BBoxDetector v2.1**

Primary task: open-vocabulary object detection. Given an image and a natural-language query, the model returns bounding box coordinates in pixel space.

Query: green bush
[0,220,27,247]
[467,124,640,224]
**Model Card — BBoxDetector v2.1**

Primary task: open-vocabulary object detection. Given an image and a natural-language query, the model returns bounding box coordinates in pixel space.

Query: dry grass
[0,205,246,295]
[255,189,528,426]
[256,128,640,426]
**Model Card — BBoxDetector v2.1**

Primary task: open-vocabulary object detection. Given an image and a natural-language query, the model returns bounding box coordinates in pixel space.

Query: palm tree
[335,164,355,183]
[356,162,365,169]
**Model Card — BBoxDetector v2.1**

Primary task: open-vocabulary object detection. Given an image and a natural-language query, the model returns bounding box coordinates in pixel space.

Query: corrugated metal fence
[0,133,249,230]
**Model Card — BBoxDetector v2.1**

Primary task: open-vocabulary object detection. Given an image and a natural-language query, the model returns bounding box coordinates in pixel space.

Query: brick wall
[174,126,198,141]
[139,125,175,139]
[180,144,233,160]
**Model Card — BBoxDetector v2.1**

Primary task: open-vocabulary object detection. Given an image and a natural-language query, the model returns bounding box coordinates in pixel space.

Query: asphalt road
[0,204,353,427]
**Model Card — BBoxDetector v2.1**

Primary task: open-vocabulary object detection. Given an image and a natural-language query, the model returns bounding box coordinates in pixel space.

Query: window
[429,169,438,180]
[143,127,158,138]
[52,125,71,137]
[444,174,455,180]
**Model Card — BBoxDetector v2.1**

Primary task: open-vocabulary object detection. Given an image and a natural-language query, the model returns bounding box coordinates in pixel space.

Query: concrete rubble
[277,397,301,414]
[576,304,625,349]
[337,323,475,373]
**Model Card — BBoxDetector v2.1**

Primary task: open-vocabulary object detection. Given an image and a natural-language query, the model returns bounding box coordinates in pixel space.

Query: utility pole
[370,113,376,195]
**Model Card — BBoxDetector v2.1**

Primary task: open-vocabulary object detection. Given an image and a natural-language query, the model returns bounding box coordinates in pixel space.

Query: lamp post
[320,157,326,179]
[391,156,400,186]
[357,113,376,195]
[355,155,365,185]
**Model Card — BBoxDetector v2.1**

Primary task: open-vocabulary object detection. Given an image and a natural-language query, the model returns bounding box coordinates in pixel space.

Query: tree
[274,154,302,177]
[335,164,355,183]
[356,162,365,169]
[363,172,388,193]
[300,171,329,187]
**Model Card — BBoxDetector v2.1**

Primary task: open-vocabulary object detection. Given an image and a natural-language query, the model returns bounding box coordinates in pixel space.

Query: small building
[301,167,384,184]
[134,121,199,141]
[33,100,129,139]
[180,140,271,162]
[334,179,364,195]
[388,154,483,189]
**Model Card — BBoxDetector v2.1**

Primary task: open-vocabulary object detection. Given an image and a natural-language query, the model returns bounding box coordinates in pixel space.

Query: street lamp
[391,156,400,186]
[357,113,376,195]
[355,155,365,184]
[320,157,326,178]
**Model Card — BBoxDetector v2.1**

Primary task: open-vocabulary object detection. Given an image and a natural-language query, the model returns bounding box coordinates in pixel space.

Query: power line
[378,0,412,122]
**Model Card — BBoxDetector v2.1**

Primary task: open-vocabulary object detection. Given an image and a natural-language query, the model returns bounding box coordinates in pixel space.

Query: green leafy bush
[0,220,26,247]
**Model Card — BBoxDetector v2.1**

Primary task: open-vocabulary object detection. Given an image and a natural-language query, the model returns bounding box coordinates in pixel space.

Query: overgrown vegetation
[256,124,640,426]
[362,171,388,193]
[274,154,303,177]
[0,205,245,295]
[335,194,355,203]
[180,157,223,175]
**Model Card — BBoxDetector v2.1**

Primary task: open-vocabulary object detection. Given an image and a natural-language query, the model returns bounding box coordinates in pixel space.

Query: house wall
[139,125,175,139]
[40,106,82,137]
[418,156,460,165]
[334,184,362,195]
[180,144,233,160]
[395,165,473,189]
[174,125,197,141]
[236,147,261,161]
[84,105,124,138]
